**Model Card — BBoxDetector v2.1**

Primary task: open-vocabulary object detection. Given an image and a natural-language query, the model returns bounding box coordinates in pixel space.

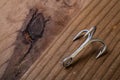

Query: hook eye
[63,57,73,68]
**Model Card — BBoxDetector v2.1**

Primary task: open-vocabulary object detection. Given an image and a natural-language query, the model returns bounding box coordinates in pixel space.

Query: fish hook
[63,26,107,67]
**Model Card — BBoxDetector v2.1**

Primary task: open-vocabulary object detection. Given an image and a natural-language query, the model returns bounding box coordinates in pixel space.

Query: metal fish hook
[63,26,107,67]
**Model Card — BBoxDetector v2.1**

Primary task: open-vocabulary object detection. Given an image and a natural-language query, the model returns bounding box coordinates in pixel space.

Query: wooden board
[20,0,120,80]
[0,0,91,80]
[0,0,120,80]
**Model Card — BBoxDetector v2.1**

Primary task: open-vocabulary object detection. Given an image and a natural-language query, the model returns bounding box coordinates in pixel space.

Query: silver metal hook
[63,26,107,67]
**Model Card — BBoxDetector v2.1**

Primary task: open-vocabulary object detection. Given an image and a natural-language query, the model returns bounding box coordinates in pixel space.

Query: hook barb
[73,29,88,41]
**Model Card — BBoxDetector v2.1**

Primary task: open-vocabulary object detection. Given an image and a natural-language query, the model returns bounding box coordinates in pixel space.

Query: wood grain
[0,0,120,80]
[20,0,120,80]
[0,0,91,80]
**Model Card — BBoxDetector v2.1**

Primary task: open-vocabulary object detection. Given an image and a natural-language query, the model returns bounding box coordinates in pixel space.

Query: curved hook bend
[90,39,107,58]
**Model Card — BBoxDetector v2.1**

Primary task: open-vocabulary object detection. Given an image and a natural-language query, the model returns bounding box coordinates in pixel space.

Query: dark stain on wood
[1,8,48,80]
[0,7,69,80]
[23,8,48,43]
[20,8,49,64]
[1,0,80,79]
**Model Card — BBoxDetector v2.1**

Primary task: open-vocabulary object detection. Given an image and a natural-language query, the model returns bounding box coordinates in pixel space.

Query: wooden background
[0,0,120,80]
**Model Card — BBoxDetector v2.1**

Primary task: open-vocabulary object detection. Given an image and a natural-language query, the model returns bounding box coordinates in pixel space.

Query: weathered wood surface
[0,0,120,80]
[20,0,120,80]
[0,0,90,80]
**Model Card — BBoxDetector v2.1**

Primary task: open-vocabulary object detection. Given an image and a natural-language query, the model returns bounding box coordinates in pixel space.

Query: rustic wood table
[0,0,120,80]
